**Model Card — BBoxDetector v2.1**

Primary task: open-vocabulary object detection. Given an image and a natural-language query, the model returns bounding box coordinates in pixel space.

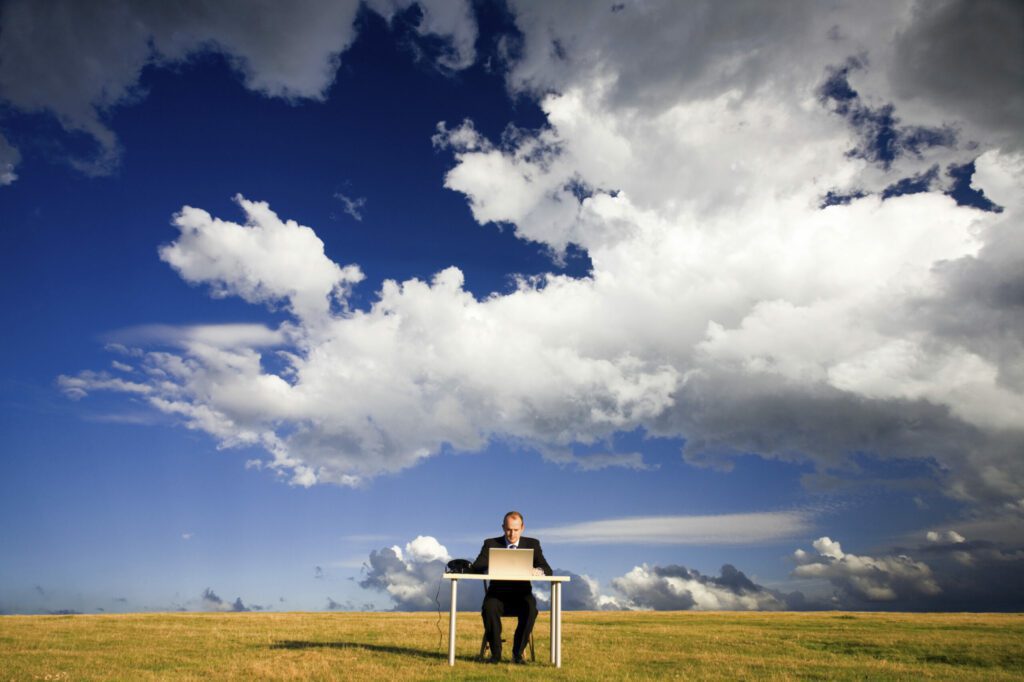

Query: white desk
[442,574,571,667]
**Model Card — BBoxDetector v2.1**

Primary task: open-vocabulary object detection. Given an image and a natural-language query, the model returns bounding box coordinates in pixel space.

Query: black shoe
[486,656,501,664]
[513,655,526,665]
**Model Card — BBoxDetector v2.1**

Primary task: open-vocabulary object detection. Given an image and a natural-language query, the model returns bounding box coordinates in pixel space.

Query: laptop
[487,548,535,577]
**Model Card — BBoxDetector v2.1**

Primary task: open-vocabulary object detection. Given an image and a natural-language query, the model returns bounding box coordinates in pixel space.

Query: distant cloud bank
[357,531,1024,612]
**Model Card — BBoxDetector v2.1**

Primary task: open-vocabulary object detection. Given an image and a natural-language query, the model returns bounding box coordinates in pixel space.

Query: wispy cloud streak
[534,511,814,545]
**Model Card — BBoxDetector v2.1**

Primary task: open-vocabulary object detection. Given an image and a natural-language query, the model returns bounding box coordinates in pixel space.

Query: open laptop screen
[487,548,534,577]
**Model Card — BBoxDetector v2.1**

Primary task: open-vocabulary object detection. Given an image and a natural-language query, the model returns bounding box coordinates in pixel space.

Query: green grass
[2,611,1023,680]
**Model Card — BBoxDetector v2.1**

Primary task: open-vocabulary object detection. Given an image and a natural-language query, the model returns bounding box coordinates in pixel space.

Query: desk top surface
[442,574,571,582]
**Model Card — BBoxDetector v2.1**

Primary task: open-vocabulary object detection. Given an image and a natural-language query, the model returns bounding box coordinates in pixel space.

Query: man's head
[502,511,524,545]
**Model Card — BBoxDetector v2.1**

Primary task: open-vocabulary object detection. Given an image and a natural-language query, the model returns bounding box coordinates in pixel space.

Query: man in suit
[470,510,553,664]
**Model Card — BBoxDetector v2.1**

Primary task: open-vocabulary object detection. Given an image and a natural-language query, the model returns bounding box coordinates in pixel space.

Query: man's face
[503,516,523,545]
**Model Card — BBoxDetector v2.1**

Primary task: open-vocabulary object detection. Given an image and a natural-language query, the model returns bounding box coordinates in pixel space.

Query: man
[470,510,553,664]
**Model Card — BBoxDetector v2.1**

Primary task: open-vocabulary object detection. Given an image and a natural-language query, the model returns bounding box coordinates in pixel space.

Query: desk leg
[550,583,556,663]
[554,581,562,668]
[448,579,457,666]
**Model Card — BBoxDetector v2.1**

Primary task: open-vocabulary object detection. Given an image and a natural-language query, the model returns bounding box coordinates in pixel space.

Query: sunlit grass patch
[1,610,1022,680]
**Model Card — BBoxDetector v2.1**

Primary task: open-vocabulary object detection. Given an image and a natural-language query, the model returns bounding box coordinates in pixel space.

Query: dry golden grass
[2,610,1023,680]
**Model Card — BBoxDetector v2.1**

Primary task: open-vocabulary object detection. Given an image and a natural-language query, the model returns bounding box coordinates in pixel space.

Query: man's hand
[532,567,545,576]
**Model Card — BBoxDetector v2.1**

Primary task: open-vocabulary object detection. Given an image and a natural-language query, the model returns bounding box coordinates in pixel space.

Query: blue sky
[2,1,1023,615]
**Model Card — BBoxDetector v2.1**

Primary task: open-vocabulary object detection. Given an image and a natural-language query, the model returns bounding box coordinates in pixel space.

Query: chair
[480,629,535,662]
[479,579,536,662]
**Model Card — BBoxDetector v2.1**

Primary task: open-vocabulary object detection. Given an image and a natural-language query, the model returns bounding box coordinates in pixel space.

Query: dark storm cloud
[199,587,255,612]
[921,220,1024,397]
[890,0,1024,149]
[201,588,223,606]
[509,0,819,110]
[902,533,1024,611]
[0,0,360,176]
[656,371,1024,510]
[793,532,1024,612]
[0,0,476,179]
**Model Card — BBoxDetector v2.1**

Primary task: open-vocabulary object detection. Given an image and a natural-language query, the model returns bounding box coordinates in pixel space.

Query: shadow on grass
[271,640,452,662]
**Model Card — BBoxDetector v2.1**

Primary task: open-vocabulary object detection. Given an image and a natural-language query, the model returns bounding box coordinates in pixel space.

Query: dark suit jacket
[470,536,553,597]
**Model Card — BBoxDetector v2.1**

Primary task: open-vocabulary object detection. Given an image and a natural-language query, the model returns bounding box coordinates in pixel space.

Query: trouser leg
[512,595,538,658]
[481,596,504,658]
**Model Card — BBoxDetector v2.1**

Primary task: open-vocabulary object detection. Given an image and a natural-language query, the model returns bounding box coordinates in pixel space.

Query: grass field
[2,610,1023,680]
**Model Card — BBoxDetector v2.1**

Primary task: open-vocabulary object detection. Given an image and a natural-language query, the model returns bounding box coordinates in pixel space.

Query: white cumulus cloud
[359,535,482,611]
[793,536,941,602]
[158,195,364,323]
[611,563,789,611]
[59,2,1024,509]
